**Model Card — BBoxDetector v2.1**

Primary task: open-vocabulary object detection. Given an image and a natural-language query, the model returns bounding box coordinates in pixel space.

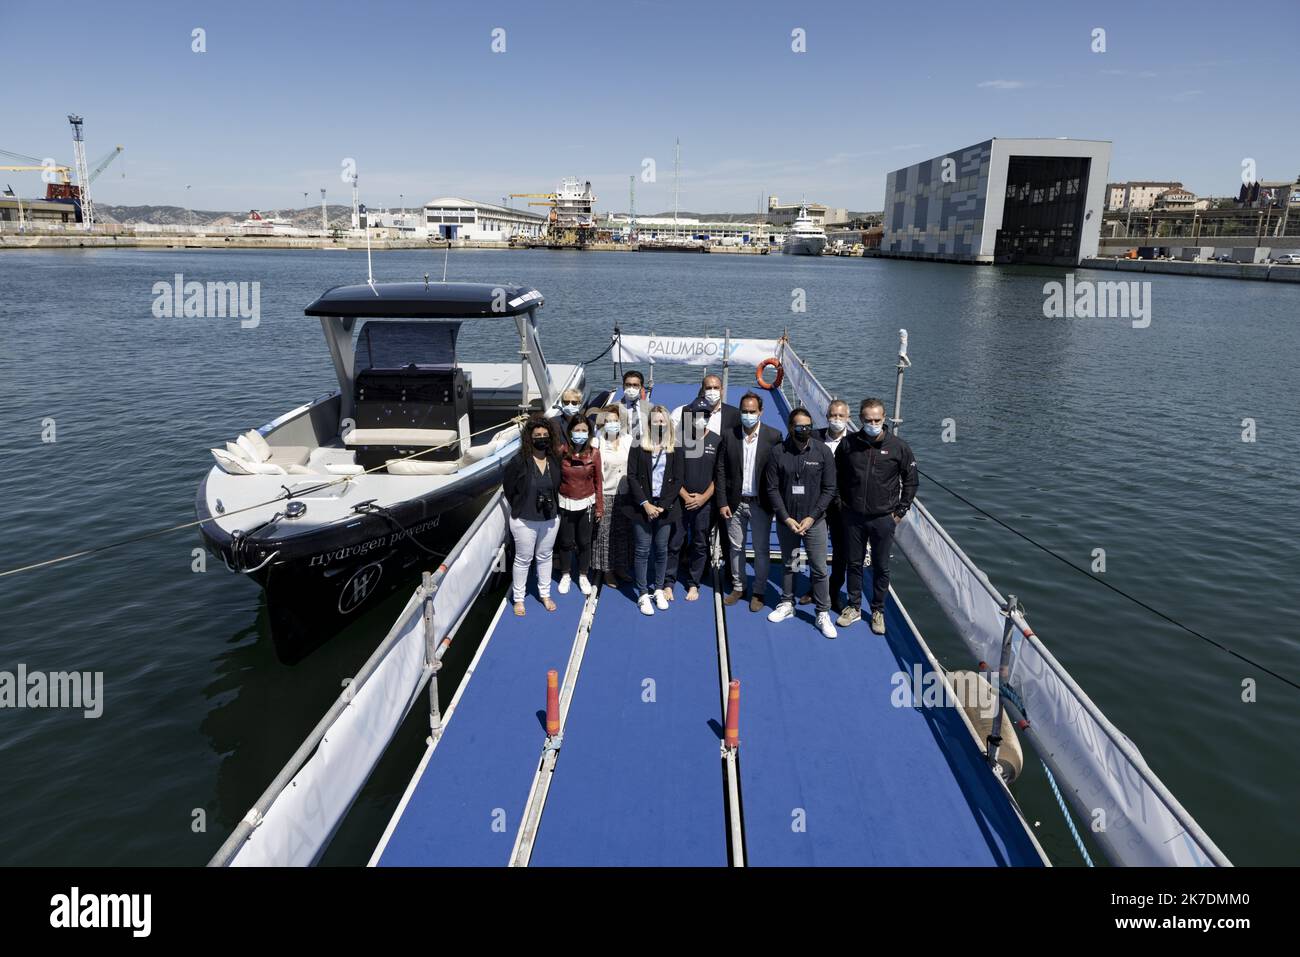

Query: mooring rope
[1040,759,1096,867]
[917,466,1300,693]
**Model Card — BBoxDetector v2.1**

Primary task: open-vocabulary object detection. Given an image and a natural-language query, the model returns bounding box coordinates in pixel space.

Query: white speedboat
[782,204,827,256]
[195,281,582,662]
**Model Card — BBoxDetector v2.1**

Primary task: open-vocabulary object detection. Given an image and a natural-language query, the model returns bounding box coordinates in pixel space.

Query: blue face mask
[562,403,581,416]
[740,412,759,429]
[603,421,621,437]
[862,421,883,437]
[570,432,588,446]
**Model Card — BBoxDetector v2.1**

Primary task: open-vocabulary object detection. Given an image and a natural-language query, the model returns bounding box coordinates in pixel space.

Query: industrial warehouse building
[422,197,546,240]
[881,138,1112,266]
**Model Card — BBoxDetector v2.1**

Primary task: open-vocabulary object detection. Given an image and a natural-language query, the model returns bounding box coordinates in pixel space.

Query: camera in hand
[535,489,556,520]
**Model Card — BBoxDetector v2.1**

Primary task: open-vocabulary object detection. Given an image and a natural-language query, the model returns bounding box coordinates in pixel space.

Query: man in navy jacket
[762,406,839,639]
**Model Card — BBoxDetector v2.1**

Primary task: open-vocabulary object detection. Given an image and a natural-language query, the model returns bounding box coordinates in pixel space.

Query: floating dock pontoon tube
[950,670,1024,784]
[724,679,740,750]
[546,669,560,739]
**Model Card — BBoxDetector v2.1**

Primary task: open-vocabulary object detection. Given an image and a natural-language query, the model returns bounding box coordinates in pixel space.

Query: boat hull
[197,460,506,663]
[783,236,827,256]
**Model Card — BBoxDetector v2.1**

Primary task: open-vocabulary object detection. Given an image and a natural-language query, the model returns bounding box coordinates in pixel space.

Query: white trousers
[510,515,560,603]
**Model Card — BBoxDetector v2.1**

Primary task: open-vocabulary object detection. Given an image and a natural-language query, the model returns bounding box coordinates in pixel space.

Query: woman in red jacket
[555,415,604,596]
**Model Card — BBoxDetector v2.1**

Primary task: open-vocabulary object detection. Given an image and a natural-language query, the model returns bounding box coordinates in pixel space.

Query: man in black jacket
[763,407,838,639]
[834,397,918,634]
[664,396,721,601]
[715,391,781,611]
[799,398,851,612]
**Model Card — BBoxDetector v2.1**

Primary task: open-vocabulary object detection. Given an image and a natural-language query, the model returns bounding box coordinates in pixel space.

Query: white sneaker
[578,575,593,595]
[768,601,795,623]
[639,594,655,616]
[816,612,838,639]
[654,589,669,610]
[557,574,571,595]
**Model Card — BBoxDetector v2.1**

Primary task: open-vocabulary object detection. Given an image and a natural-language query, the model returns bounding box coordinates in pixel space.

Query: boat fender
[755,357,784,390]
[948,669,1023,784]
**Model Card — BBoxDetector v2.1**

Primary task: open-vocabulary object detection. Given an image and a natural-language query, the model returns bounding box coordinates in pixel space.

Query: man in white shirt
[620,369,647,443]
[716,391,781,611]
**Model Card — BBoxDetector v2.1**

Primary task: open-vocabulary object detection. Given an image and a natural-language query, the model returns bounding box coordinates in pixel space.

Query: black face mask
[531,436,551,452]
[791,425,812,442]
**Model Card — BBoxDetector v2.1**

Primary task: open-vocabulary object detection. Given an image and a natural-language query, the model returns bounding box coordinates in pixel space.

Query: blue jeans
[632,514,673,596]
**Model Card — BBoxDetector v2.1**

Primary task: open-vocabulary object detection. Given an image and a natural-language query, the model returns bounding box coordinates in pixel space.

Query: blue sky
[3,0,1296,213]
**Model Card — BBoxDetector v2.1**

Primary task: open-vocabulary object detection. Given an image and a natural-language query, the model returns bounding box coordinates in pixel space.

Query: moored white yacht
[781,204,828,256]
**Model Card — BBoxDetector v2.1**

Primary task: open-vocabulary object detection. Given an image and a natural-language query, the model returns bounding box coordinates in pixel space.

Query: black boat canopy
[304,282,544,320]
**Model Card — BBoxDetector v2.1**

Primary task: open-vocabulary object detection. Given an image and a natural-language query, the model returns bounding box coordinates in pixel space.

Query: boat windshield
[355,320,459,370]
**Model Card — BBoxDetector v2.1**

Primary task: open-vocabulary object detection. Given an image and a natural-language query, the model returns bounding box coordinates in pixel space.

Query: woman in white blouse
[591,403,631,587]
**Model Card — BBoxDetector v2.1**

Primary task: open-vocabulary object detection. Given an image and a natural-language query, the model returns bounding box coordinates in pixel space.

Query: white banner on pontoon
[614,334,780,372]
[895,503,1226,867]
[229,497,509,867]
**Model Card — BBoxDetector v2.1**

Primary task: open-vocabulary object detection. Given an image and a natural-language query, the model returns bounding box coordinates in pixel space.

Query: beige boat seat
[385,424,517,475]
[342,428,458,447]
[211,430,312,475]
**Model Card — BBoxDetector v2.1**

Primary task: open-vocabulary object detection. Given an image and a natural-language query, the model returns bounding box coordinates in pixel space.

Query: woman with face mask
[502,415,563,616]
[592,404,631,588]
[624,405,684,615]
[554,415,604,596]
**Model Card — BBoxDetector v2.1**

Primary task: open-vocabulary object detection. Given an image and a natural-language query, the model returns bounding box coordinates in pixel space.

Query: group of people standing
[502,369,918,639]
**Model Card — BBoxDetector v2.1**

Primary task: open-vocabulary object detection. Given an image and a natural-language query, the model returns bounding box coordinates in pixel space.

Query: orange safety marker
[724,679,740,750]
[546,669,560,738]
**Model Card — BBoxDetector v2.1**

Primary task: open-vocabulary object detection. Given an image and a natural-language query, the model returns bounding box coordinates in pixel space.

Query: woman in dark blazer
[623,404,684,615]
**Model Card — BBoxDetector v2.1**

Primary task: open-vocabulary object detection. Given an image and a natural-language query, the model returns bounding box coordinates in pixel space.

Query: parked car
[1271,253,1300,265]
[1212,254,1234,262]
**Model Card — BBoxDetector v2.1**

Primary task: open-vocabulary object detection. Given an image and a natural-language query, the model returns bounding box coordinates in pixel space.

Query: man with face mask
[671,372,740,437]
[763,407,838,639]
[663,396,720,601]
[834,397,918,635]
[620,369,647,443]
[799,399,851,612]
[716,391,781,610]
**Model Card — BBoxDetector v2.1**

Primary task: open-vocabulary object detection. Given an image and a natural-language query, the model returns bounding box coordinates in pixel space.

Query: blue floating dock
[724,569,1042,866]
[374,583,588,866]
[528,579,728,866]
[373,381,1045,867]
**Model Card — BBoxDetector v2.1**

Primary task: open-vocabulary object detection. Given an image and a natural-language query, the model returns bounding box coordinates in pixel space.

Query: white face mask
[703,389,721,405]
[693,416,709,433]
[828,418,848,432]
[623,386,641,402]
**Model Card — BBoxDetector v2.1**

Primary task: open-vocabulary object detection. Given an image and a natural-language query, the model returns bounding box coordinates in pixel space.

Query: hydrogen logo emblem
[339,562,383,614]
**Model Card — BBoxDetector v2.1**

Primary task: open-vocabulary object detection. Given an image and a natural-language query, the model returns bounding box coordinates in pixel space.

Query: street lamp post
[186,185,193,233]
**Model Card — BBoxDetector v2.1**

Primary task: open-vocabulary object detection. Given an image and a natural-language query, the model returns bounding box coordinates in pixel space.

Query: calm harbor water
[1,247,1297,866]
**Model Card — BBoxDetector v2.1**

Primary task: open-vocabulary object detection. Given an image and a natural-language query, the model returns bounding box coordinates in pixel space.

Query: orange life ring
[755,357,783,390]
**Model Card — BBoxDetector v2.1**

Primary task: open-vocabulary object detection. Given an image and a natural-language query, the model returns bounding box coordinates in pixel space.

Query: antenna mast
[629,175,636,240]
[673,138,680,226]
